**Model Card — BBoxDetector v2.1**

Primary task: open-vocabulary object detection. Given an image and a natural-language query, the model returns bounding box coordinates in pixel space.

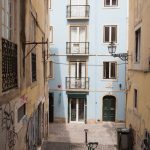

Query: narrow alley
[42,123,124,150]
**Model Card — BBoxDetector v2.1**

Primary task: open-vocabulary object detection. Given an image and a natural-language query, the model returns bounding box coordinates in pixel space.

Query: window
[49,26,53,43]
[17,103,26,122]
[70,26,86,42]
[104,25,117,43]
[135,28,141,63]
[31,53,37,82]
[2,38,18,92]
[49,61,54,78]
[103,62,117,79]
[104,0,118,7]
[70,61,86,78]
[49,0,51,9]
[134,89,138,108]
[1,0,14,40]
[30,13,37,82]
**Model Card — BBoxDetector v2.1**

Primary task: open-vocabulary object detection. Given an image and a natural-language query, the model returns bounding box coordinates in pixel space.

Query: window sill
[47,76,54,80]
[101,78,118,82]
[102,6,120,9]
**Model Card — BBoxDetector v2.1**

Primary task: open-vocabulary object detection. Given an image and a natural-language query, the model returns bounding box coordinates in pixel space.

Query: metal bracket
[24,39,49,60]
[112,53,128,61]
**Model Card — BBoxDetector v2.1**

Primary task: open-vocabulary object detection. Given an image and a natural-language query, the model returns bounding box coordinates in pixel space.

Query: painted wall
[0,0,50,149]
[49,0,128,123]
[126,0,150,149]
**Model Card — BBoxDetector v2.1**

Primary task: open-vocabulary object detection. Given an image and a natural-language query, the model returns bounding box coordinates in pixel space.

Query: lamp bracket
[112,53,128,61]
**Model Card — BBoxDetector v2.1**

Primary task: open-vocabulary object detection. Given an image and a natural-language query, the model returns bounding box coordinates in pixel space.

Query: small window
[104,0,118,7]
[17,103,26,122]
[1,0,14,40]
[49,0,51,9]
[134,89,138,108]
[49,61,54,78]
[31,53,37,82]
[104,25,117,43]
[103,62,117,79]
[49,26,53,43]
[135,28,141,63]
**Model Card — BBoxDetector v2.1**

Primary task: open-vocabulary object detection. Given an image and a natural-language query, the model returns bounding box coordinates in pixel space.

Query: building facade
[49,0,128,124]
[0,0,50,150]
[126,0,150,149]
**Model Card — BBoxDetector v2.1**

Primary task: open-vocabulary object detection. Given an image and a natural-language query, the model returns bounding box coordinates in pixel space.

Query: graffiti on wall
[26,103,43,150]
[0,102,18,150]
[26,110,38,150]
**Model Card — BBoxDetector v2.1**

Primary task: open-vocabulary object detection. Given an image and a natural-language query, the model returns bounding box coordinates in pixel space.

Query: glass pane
[71,99,76,121]
[105,0,110,6]
[103,62,109,78]
[71,27,77,42]
[79,27,86,42]
[78,100,84,121]
[112,0,117,6]
[110,63,116,78]
[104,27,109,42]
[111,26,117,42]
[18,104,26,122]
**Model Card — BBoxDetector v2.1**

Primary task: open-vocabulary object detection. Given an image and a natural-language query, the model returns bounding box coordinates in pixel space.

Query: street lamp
[107,42,128,61]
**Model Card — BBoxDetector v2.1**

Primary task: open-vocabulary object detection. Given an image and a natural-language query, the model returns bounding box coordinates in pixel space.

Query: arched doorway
[103,96,116,121]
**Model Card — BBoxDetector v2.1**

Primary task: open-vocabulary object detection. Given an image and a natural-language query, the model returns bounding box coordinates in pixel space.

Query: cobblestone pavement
[42,122,124,150]
[42,142,117,150]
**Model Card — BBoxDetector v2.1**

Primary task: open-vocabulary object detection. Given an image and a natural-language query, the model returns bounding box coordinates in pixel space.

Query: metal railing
[66,42,89,55]
[67,5,90,19]
[2,38,18,92]
[66,77,89,90]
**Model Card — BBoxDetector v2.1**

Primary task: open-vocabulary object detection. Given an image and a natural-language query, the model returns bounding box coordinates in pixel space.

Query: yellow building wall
[126,0,150,149]
[0,0,50,149]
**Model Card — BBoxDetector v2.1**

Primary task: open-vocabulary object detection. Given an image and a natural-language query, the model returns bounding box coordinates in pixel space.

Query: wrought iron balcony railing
[2,38,18,92]
[66,77,89,90]
[67,5,90,19]
[66,42,89,55]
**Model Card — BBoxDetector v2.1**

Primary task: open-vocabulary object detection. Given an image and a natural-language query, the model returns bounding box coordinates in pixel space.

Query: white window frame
[49,26,53,43]
[104,0,118,7]
[70,26,87,42]
[135,28,141,63]
[103,25,117,43]
[49,61,54,79]
[103,61,117,79]
[1,0,14,40]
[69,61,86,78]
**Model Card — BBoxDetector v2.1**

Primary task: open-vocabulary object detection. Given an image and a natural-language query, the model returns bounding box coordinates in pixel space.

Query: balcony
[66,42,89,56]
[66,77,89,91]
[67,5,90,20]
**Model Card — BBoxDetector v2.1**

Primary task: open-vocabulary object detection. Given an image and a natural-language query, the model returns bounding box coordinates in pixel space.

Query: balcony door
[69,98,85,123]
[70,26,86,53]
[70,0,87,18]
[70,62,86,88]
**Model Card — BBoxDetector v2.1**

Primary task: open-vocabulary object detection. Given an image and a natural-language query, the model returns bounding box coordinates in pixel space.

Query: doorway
[49,93,54,123]
[69,98,86,123]
[103,96,116,121]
